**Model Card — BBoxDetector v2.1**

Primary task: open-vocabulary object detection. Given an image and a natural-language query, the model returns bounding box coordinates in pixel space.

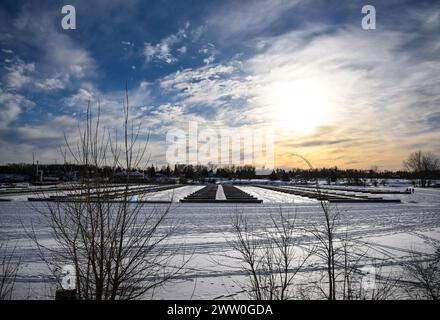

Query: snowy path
[215,185,226,200]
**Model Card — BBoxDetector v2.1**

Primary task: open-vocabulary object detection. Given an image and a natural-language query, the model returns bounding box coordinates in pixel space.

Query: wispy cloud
[0,88,34,128]
[206,0,302,39]
[3,57,35,89]
[143,23,190,64]
[1,6,95,92]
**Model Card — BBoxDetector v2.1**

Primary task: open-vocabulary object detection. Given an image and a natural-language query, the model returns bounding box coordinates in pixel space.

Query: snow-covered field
[0,186,439,299]
[140,185,204,202]
[237,186,317,203]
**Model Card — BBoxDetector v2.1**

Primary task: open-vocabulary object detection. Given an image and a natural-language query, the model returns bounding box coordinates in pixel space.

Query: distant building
[153,173,171,183]
[113,170,147,182]
[43,176,60,182]
[0,174,27,182]
[64,171,79,181]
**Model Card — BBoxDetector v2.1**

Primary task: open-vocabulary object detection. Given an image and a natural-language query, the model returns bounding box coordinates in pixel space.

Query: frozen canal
[0,186,439,299]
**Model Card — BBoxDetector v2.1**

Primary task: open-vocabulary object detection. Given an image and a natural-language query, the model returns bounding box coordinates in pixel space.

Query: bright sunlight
[263,79,334,135]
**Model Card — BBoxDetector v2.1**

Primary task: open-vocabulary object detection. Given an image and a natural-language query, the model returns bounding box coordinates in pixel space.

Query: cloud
[0,6,96,92]
[3,57,35,89]
[64,87,95,107]
[144,42,177,64]
[285,139,352,148]
[153,11,440,169]
[206,0,302,39]
[63,81,153,124]
[3,55,74,92]
[244,24,439,136]
[1,49,14,54]
[35,77,66,91]
[177,46,187,54]
[159,63,253,114]
[0,113,81,163]
[0,88,35,128]
[197,43,216,65]
[203,55,215,65]
[0,1,439,169]
[143,25,189,64]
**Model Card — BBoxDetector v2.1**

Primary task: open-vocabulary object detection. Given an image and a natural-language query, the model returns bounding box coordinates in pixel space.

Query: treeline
[1,163,440,182]
[265,167,440,182]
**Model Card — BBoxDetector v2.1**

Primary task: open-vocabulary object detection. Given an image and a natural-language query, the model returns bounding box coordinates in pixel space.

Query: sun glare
[264,80,333,135]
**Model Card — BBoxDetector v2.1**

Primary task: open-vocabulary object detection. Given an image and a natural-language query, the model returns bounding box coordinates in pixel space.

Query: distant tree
[403,151,440,187]
[173,164,180,177]
[197,165,209,179]
[330,167,338,184]
[184,165,195,180]
[269,170,278,181]
[146,165,156,178]
[207,162,217,174]
[369,165,379,175]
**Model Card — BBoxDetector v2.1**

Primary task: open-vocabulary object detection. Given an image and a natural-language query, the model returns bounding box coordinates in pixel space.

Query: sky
[0,0,439,170]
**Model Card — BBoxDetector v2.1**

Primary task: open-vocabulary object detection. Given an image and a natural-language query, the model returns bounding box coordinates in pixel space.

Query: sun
[264,79,333,135]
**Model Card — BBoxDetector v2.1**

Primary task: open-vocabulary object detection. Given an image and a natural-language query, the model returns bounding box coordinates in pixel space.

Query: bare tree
[307,202,400,300]
[28,89,187,300]
[0,239,21,300]
[307,201,339,299]
[403,150,440,187]
[337,242,400,300]
[228,209,312,300]
[403,241,440,300]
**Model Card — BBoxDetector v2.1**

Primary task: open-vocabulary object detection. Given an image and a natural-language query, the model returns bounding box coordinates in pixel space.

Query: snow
[215,185,226,200]
[236,185,317,203]
[1,185,439,299]
[0,184,195,202]
[141,185,204,202]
